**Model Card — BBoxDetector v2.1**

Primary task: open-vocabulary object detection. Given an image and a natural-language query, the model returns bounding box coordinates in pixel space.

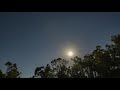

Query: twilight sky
[0,12,120,77]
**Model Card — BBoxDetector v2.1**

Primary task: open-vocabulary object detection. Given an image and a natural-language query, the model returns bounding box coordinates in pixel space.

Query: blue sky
[0,12,120,77]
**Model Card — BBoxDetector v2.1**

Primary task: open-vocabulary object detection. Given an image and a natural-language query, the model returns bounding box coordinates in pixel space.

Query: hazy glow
[67,51,74,57]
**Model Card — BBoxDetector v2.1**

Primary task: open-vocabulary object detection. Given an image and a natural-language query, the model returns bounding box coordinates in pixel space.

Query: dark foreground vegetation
[1,34,120,78]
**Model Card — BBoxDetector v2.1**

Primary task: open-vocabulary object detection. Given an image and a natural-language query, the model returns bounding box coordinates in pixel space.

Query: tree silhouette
[33,34,120,78]
[1,34,120,78]
[70,56,86,78]
[34,58,69,78]
[0,62,21,78]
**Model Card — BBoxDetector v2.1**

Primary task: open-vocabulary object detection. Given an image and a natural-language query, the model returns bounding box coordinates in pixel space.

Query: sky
[0,12,120,78]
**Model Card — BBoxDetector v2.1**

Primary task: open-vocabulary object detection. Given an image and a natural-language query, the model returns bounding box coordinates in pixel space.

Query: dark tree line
[0,34,120,78]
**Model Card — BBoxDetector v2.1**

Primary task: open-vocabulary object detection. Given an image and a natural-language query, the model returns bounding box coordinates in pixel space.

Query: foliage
[1,34,120,78]
[0,62,21,78]
[34,34,120,78]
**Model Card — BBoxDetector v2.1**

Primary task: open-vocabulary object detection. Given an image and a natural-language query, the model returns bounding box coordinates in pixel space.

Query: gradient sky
[0,12,120,78]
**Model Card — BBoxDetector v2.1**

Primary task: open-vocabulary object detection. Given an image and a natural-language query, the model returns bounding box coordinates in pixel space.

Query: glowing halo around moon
[67,51,74,57]
[61,43,80,58]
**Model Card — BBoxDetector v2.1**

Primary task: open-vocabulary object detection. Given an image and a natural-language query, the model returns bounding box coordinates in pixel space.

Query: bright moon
[67,51,74,57]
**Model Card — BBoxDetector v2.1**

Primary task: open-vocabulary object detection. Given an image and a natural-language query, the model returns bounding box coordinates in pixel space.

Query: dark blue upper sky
[0,12,120,77]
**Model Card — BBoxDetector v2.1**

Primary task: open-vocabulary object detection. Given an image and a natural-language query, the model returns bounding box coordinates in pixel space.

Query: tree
[0,62,21,78]
[34,34,120,78]
[70,56,86,78]
[34,58,69,78]
[1,34,120,78]
[5,62,21,78]
[34,64,53,78]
